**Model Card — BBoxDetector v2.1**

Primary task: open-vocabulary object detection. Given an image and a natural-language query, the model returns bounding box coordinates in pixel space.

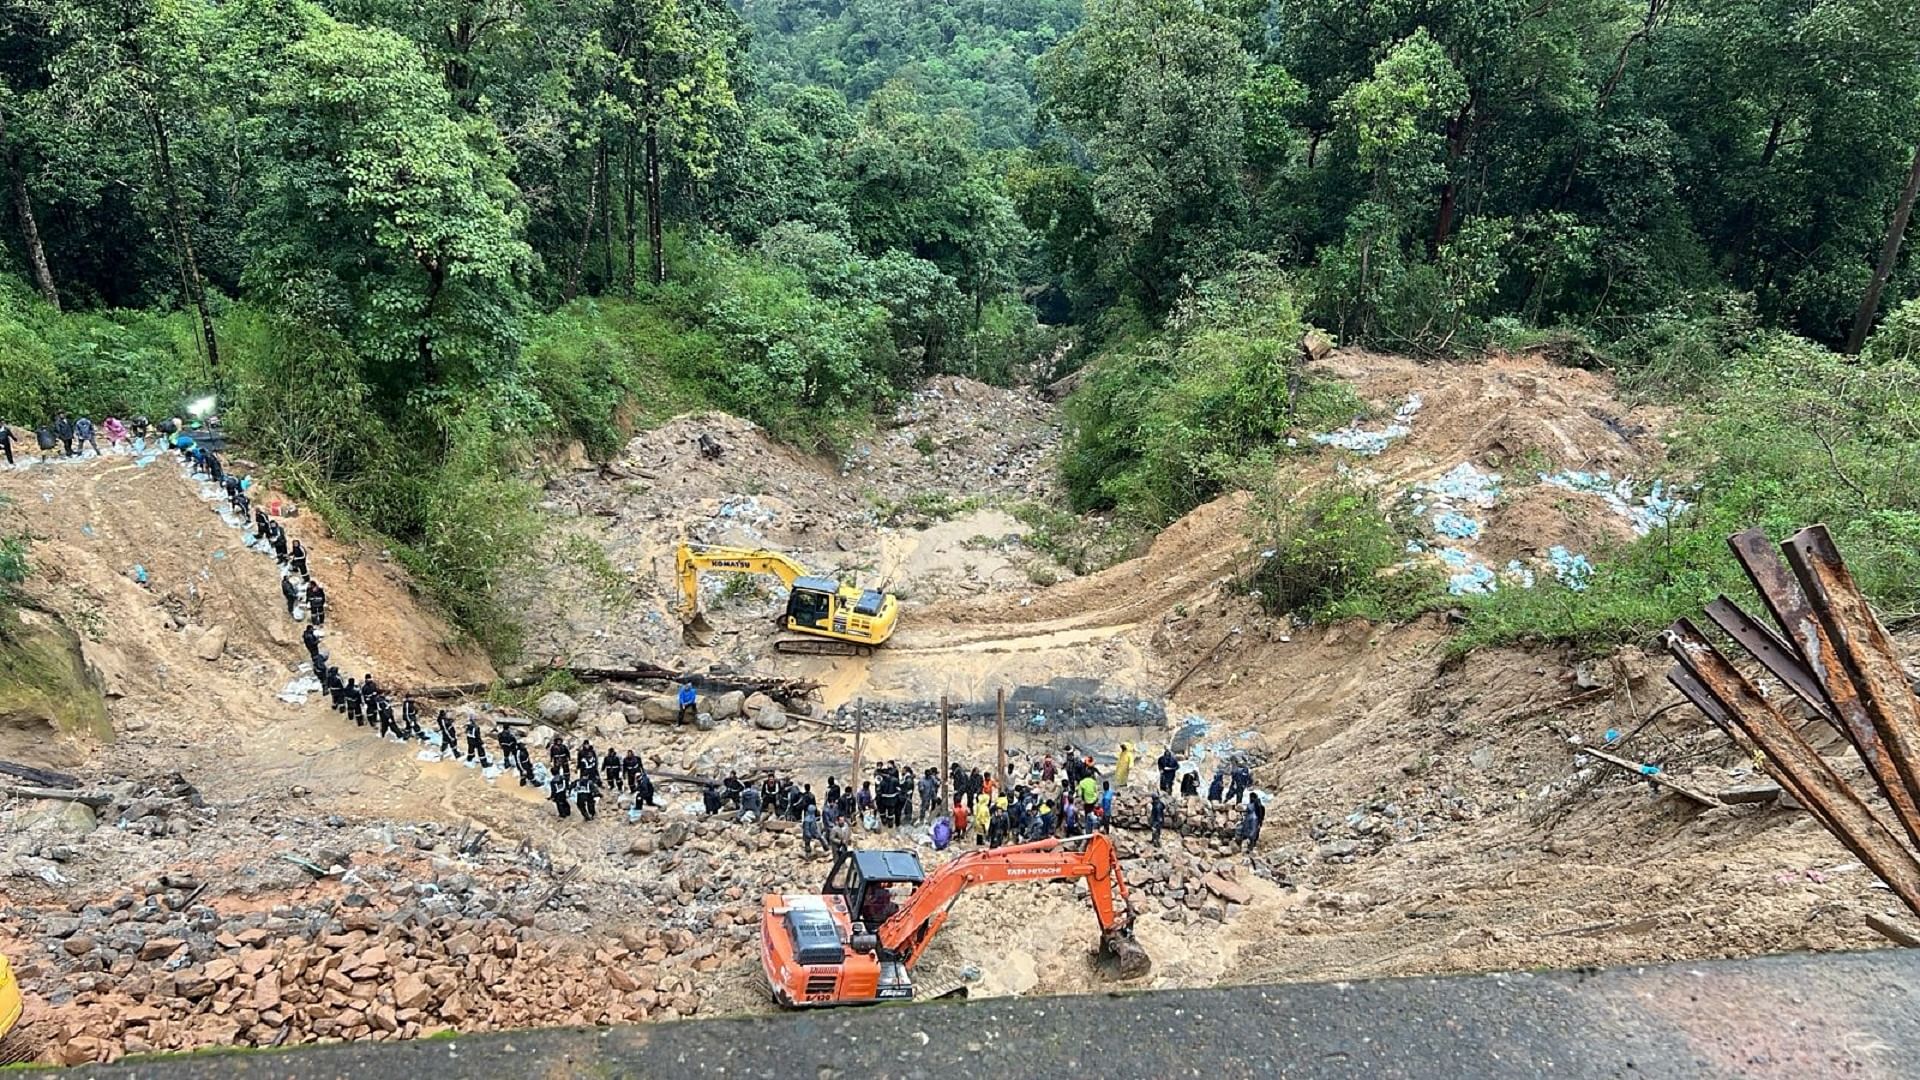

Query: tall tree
[237,0,532,397]
[605,0,739,285]
[1848,140,1920,354]
[51,0,224,372]
[0,95,58,309]
[1037,0,1254,310]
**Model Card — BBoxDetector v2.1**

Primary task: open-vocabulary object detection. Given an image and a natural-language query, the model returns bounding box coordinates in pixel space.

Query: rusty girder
[1663,524,1920,919]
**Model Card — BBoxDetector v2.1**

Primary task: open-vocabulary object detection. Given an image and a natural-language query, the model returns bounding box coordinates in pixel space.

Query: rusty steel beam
[1664,642,1836,840]
[1665,663,1734,734]
[1782,525,1920,849]
[1726,528,1920,844]
[1666,617,1920,918]
[1703,596,1833,723]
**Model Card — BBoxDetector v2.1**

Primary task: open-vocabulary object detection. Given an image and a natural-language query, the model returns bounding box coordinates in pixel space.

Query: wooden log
[3,785,112,809]
[1166,630,1235,698]
[1867,912,1920,948]
[1579,746,1723,807]
[0,759,79,789]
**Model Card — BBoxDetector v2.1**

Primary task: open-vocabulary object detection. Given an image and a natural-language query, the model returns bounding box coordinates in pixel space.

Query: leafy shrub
[1062,259,1360,522]
[1243,481,1439,621]
[1456,328,1920,653]
[0,276,203,425]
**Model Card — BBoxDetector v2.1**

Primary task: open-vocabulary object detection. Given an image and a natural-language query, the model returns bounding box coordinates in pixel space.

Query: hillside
[5,353,1912,1064]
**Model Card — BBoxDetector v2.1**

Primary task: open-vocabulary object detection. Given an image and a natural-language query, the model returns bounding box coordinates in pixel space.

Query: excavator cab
[784,578,839,633]
[676,543,900,654]
[825,849,926,940]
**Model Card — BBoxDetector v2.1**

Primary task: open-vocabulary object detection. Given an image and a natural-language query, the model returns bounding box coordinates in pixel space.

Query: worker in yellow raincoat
[1115,743,1135,788]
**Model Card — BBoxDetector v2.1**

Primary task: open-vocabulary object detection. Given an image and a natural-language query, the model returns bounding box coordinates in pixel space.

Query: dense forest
[2,0,1918,656]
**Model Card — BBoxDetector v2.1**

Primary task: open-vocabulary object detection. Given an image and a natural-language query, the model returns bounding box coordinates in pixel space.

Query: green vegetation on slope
[1,0,1917,660]
[1452,309,1920,653]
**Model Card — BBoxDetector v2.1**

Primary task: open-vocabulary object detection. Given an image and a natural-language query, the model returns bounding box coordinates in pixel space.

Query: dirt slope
[1,355,1908,1066]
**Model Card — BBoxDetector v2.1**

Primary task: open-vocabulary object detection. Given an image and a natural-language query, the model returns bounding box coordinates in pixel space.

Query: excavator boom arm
[877,834,1143,972]
[676,543,812,619]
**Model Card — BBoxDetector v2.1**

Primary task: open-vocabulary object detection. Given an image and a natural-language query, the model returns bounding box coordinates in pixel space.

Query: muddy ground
[2,352,1911,1065]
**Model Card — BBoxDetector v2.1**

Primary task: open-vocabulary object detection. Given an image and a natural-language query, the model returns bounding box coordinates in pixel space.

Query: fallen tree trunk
[405,665,820,702]
[3,785,113,808]
[0,759,79,789]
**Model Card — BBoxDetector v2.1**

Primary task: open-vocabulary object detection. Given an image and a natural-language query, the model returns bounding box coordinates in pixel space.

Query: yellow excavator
[675,543,900,656]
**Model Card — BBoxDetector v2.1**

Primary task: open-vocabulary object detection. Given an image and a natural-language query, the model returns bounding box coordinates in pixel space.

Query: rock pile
[1120,850,1258,925]
[17,884,736,1065]
[831,694,1163,733]
[1106,795,1246,842]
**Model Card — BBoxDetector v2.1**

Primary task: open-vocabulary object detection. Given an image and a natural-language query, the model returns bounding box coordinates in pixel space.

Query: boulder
[393,973,433,1010]
[194,625,229,661]
[536,692,581,725]
[657,820,691,850]
[637,696,680,724]
[741,692,774,717]
[589,710,631,740]
[25,799,97,836]
[708,691,746,720]
[1200,873,1251,906]
[526,725,556,749]
[751,704,788,732]
[694,711,719,732]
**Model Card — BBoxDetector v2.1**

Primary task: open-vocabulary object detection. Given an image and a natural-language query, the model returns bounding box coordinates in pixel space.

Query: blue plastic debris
[1638,764,1661,776]
[1539,470,1689,535]
[1312,394,1422,455]
[1434,511,1481,540]
[1546,545,1593,590]
[1604,728,1621,743]
[80,524,95,538]
[132,565,149,584]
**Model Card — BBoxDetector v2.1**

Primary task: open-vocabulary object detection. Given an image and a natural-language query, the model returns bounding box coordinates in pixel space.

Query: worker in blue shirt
[677,682,697,725]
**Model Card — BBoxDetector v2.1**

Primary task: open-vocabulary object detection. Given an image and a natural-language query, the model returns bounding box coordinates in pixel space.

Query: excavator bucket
[1099,930,1152,979]
[682,612,715,646]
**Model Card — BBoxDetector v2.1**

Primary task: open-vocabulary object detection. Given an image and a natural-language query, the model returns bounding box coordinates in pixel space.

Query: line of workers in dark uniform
[178,429,668,827]
[307,619,661,822]
[174,428,331,626]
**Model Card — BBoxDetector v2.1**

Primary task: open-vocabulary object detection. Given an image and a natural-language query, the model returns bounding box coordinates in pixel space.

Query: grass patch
[872,491,982,528]
[1008,500,1136,576]
[1241,480,1446,624]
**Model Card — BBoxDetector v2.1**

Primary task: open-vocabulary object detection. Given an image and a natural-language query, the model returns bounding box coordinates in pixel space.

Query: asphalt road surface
[78,948,1920,1079]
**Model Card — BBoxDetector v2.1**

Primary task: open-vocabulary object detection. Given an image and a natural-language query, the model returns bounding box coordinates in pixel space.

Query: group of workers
[702,744,1269,857]
[0,413,151,466]
[541,732,659,822]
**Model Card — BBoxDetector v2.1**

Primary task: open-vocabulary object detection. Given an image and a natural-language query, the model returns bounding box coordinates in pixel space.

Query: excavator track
[774,637,874,658]
[909,969,973,1004]
[0,1029,43,1067]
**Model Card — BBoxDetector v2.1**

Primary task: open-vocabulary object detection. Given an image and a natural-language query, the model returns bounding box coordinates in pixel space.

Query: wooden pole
[996,688,1008,789]
[852,699,864,790]
[939,695,951,811]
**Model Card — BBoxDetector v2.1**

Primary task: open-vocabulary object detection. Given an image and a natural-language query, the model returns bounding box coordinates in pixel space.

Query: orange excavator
[760,833,1152,1007]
